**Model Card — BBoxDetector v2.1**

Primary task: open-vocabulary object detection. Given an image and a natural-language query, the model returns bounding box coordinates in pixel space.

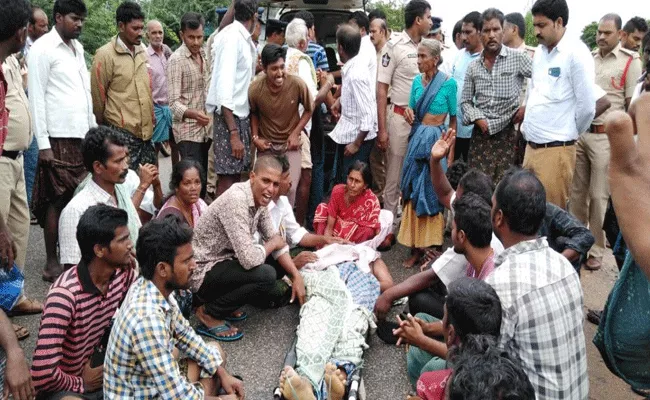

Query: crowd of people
[0,0,649,398]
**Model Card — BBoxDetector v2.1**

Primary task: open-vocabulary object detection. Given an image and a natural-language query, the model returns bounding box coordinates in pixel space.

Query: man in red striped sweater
[31,205,136,399]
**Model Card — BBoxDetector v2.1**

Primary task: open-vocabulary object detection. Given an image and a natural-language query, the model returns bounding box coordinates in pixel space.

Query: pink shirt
[465,251,496,281]
[147,44,171,105]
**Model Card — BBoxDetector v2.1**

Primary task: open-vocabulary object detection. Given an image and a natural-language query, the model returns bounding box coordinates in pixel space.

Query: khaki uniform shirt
[592,43,642,125]
[2,55,31,151]
[377,30,419,107]
[91,36,154,140]
[516,42,536,106]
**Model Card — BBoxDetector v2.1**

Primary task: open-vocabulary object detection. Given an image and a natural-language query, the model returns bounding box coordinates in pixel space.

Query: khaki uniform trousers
[569,132,610,258]
[383,105,411,217]
[522,143,576,210]
[0,155,30,300]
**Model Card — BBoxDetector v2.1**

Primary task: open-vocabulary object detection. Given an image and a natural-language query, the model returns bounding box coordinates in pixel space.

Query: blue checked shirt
[485,238,588,400]
[307,41,329,72]
[104,277,222,399]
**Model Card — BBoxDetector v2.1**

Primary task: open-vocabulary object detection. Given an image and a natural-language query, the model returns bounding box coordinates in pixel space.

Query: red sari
[313,184,381,244]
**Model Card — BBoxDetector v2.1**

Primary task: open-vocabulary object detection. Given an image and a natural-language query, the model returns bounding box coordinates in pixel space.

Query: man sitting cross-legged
[191,155,306,341]
[103,216,244,399]
[262,155,395,292]
[31,205,137,399]
[396,192,498,387]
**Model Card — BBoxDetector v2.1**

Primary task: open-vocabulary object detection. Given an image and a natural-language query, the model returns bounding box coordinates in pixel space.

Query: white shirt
[522,34,596,143]
[27,28,96,150]
[254,196,308,248]
[286,47,317,132]
[59,179,142,265]
[631,76,647,103]
[433,191,505,285]
[123,170,156,215]
[206,20,257,118]
[328,54,378,145]
[360,35,378,97]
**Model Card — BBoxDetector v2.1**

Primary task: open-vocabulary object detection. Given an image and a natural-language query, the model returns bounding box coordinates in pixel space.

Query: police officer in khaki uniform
[377,0,432,221]
[570,13,642,271]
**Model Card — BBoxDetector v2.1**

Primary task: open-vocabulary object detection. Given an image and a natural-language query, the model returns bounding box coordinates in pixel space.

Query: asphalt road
[11,154,642,400]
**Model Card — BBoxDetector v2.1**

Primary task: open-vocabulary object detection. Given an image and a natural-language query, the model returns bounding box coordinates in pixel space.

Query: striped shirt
[307,41,329,71]
[104,277,222,399]
[30,261,136,394]
[328,54,377,145]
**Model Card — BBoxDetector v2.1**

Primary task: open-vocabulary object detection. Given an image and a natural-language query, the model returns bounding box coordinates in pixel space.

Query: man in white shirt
[329,24,378,185]
[59,127,156,268]
[28,0,97,281]
[347,11,378,97]
[206,0,259,197]
[521,0,596,210]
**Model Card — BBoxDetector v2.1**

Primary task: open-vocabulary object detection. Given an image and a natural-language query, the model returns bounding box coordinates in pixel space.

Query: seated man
[410,335,535,400]
[486,168,587,398]
[190,156,306,341]
[59,126,160,268]
[31,205,137,399]
[395,192,498,387]
[104,216,244,399]
[374,168,499,322]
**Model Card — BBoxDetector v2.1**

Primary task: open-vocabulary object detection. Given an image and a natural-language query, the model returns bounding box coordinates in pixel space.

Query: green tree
[367,0,404,32]
[524,11,538,47]
[581,21,598,50]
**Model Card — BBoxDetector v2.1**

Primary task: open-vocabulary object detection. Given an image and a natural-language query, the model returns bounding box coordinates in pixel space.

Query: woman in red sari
[314,161,381,244]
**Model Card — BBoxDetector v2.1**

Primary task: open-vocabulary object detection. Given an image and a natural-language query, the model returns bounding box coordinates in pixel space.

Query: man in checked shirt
[168,12,212,199]
[104,216,244,400]
[461,8,531,184]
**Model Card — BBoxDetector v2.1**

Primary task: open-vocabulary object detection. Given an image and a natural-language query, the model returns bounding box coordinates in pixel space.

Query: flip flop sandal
[225,311,248,322]
[196,322,243,342]
[13,324,29,341]
[376,321,400,345]
[586,309,602,325]
[7,298,43,317]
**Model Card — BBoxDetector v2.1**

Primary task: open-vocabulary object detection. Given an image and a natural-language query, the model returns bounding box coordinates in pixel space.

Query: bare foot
[280,366,316,400]
[324,363,346,400]
[402,249,423,269]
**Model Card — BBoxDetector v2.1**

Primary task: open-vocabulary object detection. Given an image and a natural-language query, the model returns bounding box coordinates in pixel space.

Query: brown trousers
[523,143,576,209]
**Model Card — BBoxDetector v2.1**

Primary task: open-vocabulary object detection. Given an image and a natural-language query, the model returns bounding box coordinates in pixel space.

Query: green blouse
[408,74,458,116]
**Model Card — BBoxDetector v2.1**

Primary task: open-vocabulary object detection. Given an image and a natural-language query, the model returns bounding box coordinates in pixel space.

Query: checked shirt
[461,45,532,134]
[104,277,222,399]
[485,238,588,400]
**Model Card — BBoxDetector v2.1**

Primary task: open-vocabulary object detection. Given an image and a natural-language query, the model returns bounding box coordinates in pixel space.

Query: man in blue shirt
[451,11,483,162]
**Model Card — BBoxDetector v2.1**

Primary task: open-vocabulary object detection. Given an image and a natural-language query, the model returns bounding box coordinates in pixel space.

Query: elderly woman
[157,159,207,228]
[398,39,457,268]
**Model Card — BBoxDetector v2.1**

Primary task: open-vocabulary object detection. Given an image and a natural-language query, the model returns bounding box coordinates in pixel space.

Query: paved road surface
[12,155,641,399]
